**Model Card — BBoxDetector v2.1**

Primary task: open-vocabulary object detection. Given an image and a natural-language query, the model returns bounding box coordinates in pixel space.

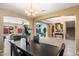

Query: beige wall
[47,24,53,37]
[47,24,50,37]
[0,17,3,52]
[29,19,35,40]
[34,6,79,54]
[49,24,53,37]
[76,16,79,53]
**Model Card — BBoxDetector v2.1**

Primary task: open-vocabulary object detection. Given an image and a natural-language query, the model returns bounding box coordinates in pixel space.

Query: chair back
[10,42,19,56]
[13,35,21,41]
[58,43,65,56]
[33,35,39,43]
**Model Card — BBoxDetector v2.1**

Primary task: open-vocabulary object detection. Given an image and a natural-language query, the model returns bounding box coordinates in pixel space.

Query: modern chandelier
[25,3,38,17]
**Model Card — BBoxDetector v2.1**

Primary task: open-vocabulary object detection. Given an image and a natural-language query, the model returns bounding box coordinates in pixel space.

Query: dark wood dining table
[10,40,60,56]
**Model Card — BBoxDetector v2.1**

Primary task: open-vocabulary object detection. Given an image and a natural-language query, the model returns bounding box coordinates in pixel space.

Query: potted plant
[23,25,31,35]
[23,25,31,45]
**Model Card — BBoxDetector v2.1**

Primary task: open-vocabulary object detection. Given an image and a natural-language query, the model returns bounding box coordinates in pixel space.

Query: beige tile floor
[64,39,76,56]
[39,37,64,47]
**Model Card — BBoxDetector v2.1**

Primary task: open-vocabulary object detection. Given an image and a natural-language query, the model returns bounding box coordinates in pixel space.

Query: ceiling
[3,16,29,25]
[41,16,76,23]
[0,3,79,17]
[41,16,76,27]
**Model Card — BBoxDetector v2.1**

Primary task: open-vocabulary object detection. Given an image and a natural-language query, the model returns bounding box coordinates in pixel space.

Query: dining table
[10,40,60,56]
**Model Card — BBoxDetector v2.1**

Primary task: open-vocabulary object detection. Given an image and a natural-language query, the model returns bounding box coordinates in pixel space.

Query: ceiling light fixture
[25,3,38,17]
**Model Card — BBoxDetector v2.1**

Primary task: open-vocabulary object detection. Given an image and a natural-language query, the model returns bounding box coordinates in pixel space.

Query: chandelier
[25,3,38,17]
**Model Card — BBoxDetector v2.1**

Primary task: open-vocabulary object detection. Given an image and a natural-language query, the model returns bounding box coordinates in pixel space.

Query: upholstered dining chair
[57,43,65,56]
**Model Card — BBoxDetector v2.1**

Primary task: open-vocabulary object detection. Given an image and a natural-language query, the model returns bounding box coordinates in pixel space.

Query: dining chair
[10,41,20,56]
[33,35,39,43]
[10,41,30,56]
[57,43,65,56]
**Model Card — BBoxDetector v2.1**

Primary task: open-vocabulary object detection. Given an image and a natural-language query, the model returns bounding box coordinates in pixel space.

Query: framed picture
[4,26,14,34]
[3,27,10,34]
[18,28,23,33]
[55,23,63,32]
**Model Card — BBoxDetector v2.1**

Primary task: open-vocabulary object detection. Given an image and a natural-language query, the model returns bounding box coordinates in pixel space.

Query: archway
[3,16,30,56]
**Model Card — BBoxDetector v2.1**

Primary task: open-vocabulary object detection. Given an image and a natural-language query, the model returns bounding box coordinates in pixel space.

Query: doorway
[64,21,76,56]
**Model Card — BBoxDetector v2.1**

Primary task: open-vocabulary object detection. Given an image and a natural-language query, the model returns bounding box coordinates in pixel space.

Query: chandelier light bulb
[32,13,36,17]
[25,10,28,13]
[30,9,34,12]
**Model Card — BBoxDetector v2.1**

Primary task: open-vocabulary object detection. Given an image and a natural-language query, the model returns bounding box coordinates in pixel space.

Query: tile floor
[64,39,76,56]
